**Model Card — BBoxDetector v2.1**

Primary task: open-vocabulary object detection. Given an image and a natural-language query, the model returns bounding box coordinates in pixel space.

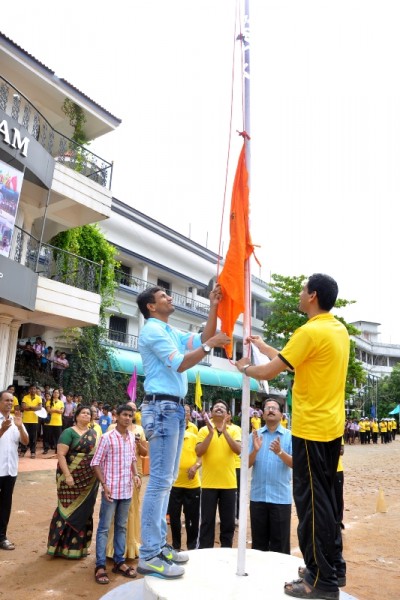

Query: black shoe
[298,566,346,588]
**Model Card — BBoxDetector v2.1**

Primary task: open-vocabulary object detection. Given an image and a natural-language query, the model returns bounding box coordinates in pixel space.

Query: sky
[3,0,400,341]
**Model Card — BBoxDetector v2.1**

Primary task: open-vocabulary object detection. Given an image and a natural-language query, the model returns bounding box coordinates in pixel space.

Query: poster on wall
[0,160,24,258]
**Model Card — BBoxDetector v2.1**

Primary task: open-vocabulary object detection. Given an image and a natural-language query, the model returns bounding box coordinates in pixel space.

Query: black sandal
[112,561,137,578]
[94,565,110,585]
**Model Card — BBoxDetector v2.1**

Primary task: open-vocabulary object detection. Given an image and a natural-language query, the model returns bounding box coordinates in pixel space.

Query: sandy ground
[1,439,399,600]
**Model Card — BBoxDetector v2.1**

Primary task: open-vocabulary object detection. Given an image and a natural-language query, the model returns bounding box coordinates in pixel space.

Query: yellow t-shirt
[11,396,19,414]
[197,423,241,489]
[251,416,261,430]
[379,422,387,433]
[22,394,42,424]
[372,421,379,433]
[281,417,288,429]
[45,399,64,427]
[173,431,201,489]
[186,421,199,435]
[229,422,242,469]
[391,420,397,431]
[135,411,142,426]
[358,421,365,432]
[280,313,349,442]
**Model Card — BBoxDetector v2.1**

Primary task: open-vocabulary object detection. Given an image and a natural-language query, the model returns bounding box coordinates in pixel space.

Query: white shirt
[0,414,26,477]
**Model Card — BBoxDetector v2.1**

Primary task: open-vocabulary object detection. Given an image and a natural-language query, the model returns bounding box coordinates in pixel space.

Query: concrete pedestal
[101,548,358,600]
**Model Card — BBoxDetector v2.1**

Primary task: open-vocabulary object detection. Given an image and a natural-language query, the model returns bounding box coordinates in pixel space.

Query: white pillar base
[101,548,358,600]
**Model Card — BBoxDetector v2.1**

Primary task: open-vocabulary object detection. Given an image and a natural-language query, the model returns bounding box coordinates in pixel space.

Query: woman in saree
[47,405,99,559]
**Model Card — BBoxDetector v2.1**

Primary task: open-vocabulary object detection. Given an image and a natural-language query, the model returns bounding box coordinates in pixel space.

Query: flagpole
[236,0,251,577]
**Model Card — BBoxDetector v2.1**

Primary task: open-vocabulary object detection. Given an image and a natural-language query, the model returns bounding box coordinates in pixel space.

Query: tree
[50,224,118,311]
[49,225,125,402]
[263,273,365,399]
[376,365,400,419]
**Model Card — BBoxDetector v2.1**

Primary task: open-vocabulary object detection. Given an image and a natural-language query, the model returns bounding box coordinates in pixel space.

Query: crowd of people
[345,417,397,444]
[17,337,69,383]
[1,274,399,599]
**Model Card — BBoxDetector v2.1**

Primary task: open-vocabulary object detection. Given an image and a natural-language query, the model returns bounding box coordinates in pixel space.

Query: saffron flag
[217,142,257,358]
[195,372,203,411]
[127,366,137,402]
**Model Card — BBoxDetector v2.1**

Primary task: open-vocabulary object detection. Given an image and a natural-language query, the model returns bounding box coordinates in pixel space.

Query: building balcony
[0,75,113,189]
[0,225,102,328]
[114,271,210,317]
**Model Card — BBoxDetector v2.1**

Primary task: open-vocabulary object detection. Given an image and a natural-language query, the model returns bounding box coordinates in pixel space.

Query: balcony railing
[11,225,102,294]
[114,271,210,316]
[0,76,113,188]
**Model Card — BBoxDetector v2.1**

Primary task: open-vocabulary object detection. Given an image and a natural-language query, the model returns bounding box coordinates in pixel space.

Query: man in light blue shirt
[136,284,230,579]
[249,398,292,554]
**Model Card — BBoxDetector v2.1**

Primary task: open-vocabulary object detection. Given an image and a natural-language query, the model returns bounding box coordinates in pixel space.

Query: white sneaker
[137,552,185,578]
[161,543,189,563]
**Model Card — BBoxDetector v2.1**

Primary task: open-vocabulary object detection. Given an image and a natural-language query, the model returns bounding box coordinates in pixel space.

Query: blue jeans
[95,493,131,568]
[139,399,185,560]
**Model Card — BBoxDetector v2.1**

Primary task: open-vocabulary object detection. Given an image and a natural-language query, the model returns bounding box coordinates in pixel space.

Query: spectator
[91,404,141,585]
[196,400,241,549]
[249,399,293,554]
[20,385,43,458]
[0,391,29,550]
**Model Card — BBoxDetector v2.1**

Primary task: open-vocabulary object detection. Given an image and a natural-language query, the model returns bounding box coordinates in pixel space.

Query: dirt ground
[1,439,399,600]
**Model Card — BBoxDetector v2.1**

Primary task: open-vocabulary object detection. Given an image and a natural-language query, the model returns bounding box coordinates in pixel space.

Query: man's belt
[144,394,185,403]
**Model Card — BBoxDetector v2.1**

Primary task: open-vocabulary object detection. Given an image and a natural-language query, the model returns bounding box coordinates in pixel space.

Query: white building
[0,32,120,389]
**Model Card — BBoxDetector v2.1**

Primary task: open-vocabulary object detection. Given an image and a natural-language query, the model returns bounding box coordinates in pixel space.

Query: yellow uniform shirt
[280,313,349,442]
[228,422,242,468]
[358,421,365,432]
[135,411,142,426]
[197,423,241,489]
[22,394,42,424]
[11,396,19,414]
[251,416,261,430]
[379,422,387,433]
[173,431,201,489]
[281,417,288,429]
[187,421,199,435]
[45,399,64,427]
[372,421,379,433]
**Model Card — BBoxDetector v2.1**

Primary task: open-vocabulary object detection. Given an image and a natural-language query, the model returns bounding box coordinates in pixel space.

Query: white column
[5,320,22,387]
[0,315,13,389]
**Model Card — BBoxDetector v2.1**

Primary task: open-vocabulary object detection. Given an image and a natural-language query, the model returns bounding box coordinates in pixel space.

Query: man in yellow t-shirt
[21,385,42,458]
[196,400,241,549]
[235,273,349,597]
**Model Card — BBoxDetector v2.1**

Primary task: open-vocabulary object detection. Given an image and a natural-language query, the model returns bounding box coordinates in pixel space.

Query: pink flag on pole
[127,366,137,402]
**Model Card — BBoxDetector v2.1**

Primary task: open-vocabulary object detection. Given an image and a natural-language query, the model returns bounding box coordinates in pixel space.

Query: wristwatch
[202,343,212,354]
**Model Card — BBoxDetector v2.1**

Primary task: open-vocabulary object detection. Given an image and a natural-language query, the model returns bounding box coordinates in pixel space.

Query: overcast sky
[4,0,400,341]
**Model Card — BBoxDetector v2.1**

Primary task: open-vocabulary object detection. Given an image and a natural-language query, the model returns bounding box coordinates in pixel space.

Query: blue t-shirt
[99,414,112,434]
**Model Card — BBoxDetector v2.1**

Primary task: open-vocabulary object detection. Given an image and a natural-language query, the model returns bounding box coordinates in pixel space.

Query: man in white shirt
[0,390,28,550]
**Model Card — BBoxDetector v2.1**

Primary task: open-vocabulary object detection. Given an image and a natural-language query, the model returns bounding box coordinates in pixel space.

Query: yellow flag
[195,372,203,411]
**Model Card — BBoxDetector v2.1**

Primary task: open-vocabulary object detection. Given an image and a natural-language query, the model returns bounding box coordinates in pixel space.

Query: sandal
[284,578,339,599]
[94,566,110,585]
[112,561,137,578]
[0,539,15,551]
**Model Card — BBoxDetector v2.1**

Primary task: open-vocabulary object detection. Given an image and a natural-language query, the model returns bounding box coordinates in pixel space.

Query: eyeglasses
[265,406,280,412]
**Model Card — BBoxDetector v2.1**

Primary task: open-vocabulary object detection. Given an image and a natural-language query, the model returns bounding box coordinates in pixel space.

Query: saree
[47,428,99,559]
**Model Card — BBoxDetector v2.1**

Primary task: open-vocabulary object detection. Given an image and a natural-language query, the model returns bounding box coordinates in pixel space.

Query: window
[109,316,128,343]
[253,299,271,321]
[157,278,171,294]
